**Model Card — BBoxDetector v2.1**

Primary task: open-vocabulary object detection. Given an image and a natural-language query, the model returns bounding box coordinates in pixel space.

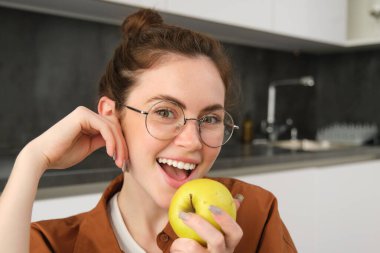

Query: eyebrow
[147,95,224,113]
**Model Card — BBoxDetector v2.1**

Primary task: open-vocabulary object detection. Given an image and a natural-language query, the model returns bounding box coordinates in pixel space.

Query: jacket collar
[73,174,124,252]
[72,174,178,252]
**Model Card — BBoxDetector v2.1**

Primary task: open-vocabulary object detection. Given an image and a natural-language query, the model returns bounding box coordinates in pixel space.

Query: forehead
[127,55,226,111]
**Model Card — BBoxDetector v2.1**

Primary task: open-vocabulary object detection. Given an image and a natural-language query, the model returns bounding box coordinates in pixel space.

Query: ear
[98,96,117,117]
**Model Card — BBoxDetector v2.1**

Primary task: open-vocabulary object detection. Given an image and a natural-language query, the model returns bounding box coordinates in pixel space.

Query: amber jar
[242,115,254,144]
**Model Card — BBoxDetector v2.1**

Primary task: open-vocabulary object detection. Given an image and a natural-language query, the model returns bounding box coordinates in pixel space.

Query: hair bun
[122,9,163,40]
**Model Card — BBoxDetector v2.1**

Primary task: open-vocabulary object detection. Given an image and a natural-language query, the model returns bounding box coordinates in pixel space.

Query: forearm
[0,106,123,252]
[0,143,47,253]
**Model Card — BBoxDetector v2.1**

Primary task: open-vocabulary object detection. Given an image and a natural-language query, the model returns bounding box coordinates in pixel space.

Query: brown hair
[98,9,236,111]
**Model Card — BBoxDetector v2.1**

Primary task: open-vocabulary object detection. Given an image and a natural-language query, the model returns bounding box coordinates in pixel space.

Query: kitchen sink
[269,139,355,152]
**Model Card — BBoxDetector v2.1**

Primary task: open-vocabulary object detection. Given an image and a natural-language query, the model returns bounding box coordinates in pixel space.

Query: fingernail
[113,153,116,161]
[234,194,244,203]
[179,211,190,221]
[209,205,222,215]
[122,161,128,173]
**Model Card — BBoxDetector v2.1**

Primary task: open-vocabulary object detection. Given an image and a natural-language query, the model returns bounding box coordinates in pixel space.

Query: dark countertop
[1,143,380,191]
[211,143,380,177]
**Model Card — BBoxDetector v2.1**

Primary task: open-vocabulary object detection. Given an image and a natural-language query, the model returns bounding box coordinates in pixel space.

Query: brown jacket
[30,174,297,252]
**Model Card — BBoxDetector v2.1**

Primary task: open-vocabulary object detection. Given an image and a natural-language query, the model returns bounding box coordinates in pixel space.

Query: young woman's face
[121,55,226,209]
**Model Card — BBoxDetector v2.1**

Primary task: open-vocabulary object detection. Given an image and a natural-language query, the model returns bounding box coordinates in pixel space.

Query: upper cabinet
[1,0,380,52]
[347,0,380,45]
[164,0,347,47]
[166,0,273,32]
[272,0,347,44]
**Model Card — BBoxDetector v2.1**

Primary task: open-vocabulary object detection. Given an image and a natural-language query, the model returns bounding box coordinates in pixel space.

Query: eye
[201,115,222,124]
[155,108,175,118]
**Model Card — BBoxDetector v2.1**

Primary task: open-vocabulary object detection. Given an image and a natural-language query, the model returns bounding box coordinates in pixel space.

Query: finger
[234,193,244,210]
[76,106,128,169]
[100,116,128,169]
[170,238,207,253]
[179,212,226,251]
[113,120,128,169]
[36,107,119,170]
[78,111,116,159]
[88,134,107,154]
[81,108,127,170]
[209,206,243,250]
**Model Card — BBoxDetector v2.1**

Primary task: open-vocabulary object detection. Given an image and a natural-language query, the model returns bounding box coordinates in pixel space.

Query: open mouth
[157,158,197,182]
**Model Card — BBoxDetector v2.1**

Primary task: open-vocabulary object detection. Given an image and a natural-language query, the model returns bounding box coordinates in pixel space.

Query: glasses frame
[120,100,239,148]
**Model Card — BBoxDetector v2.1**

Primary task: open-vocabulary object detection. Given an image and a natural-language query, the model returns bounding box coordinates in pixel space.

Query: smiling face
[120,54,226,209]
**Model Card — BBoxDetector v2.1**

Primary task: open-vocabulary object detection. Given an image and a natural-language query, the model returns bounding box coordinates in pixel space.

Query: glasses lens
[146,101,185,140]
[199,110,235,148]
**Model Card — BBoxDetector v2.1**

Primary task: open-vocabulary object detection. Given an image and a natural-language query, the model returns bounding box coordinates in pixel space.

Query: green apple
[168,178,237,245]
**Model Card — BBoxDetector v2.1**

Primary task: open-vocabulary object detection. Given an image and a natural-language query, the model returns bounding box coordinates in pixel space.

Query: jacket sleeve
[257,197,297,253]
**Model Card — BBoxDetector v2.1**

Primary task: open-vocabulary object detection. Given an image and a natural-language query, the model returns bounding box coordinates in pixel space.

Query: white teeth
[158,158,196,170]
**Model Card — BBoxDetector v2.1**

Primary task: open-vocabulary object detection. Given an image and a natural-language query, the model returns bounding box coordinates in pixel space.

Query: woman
[0,9,297,253]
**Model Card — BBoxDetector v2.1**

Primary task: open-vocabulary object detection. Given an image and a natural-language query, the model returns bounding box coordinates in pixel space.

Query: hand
[25,106,127,173]
[170,197,243,253]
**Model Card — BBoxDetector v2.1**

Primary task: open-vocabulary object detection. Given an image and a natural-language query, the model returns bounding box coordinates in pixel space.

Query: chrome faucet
[262,76,315,141]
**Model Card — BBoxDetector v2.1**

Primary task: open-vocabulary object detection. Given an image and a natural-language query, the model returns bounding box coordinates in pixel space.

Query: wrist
[16,141,49,178]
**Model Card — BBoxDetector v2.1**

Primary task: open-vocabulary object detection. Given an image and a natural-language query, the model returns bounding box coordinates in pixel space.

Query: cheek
[122,118,147,156]
[203,147,221,164]
[121,112,148,141]
[123,120,165,161]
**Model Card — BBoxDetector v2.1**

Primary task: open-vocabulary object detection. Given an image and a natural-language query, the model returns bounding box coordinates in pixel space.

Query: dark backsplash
[0,8,119,154]
[1,7,380,154]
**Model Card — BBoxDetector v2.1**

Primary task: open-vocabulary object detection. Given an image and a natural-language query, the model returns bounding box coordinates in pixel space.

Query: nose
[173,119,202,150]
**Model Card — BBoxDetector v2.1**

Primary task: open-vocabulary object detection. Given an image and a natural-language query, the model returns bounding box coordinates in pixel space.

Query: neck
[117,173,168,249]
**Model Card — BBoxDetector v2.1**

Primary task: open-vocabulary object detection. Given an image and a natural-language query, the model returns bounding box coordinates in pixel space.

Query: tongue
[162,164,188,181]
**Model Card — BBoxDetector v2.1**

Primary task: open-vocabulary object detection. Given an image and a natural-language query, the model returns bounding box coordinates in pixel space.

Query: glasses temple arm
[123,105,148,115]
[225,123,239,130]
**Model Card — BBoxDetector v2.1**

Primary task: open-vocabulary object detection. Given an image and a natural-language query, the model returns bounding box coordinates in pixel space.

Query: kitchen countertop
[211,143,380,177]
[1,143,380,192]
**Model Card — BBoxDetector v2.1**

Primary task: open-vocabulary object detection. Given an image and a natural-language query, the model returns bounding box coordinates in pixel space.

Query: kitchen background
[1,6,380,155]
[1,1,380,253]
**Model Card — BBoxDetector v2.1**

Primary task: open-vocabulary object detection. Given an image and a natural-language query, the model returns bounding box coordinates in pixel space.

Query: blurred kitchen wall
[0,7,118,154]
[1,7,380,153]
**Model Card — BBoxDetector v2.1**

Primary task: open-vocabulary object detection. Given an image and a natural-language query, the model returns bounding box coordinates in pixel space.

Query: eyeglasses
[121,100,239,148]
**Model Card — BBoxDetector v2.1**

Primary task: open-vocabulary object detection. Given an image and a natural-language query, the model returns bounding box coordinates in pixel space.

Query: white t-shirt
[108,193,146,253]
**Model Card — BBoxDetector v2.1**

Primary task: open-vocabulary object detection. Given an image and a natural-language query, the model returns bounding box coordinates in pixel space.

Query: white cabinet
[316,160,380,253]
[31,182,108,221]
[166,0,346,44]
[272,0,347,43]
[347,0,380,41]
[131,0,353,46]
[236,167,319,253]
[236,159,380,253]
[166,0,273,31]
[107,0,347,44]
[3,0,380,52]
[32,193,102,222]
